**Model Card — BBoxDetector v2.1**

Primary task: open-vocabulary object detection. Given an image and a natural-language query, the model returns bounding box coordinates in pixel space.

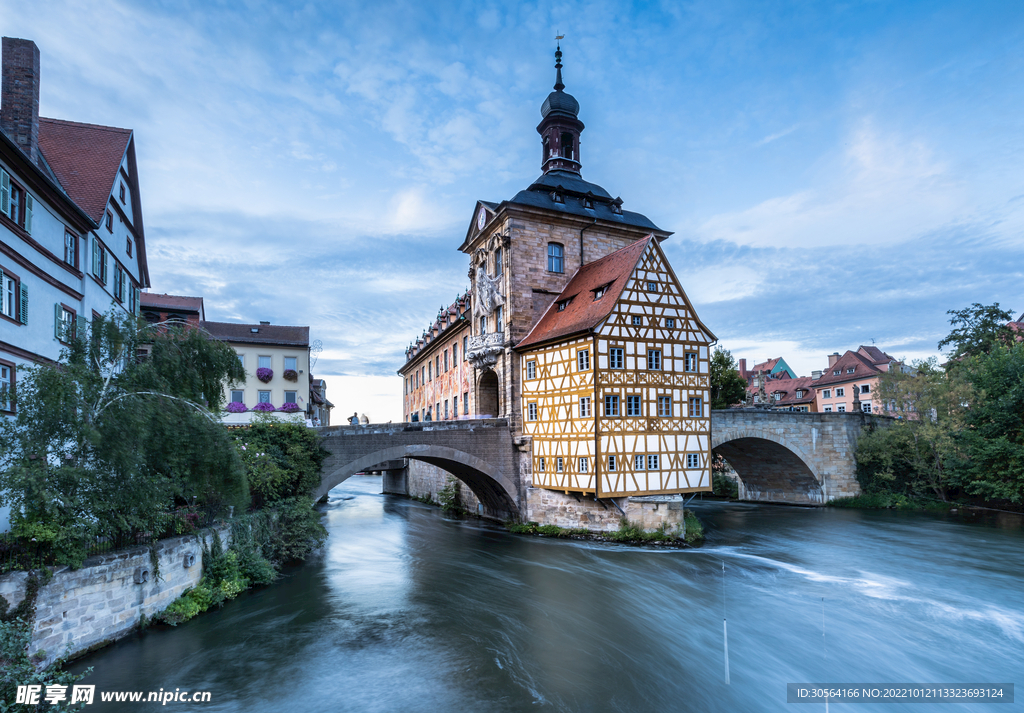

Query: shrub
[712,474,739,499]
[232,421,328,507]
[256,367,273,383]
[536,524,561,535]
[437,477,461,512]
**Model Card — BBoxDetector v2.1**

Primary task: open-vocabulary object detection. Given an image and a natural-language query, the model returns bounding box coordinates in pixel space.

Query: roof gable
[814,350,884,386]
[517,237,651,348]
[37,117,131,224]
[202,321,309,347]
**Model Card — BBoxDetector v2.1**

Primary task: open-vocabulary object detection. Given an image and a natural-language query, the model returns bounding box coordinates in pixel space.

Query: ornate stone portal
[468,249,506,369]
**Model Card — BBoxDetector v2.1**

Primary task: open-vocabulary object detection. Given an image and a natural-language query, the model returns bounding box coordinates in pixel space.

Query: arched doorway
[478,370,499,417]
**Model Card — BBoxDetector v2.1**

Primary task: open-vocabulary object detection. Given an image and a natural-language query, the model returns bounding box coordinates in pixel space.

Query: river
[70,475,1024,711]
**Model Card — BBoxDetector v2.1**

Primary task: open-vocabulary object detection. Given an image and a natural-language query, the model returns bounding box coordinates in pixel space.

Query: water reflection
[70,476,1024,712]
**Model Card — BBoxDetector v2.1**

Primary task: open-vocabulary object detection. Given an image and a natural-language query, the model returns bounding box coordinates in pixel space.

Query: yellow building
[518,237,715,497]
[203,320,312,425]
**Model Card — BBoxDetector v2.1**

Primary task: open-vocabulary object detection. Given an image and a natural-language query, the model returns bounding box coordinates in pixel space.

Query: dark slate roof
[508,171,661,231]
[141,292,204,314]
[202,321,309,347]
[541,89,580,118]
[518,237,651,349]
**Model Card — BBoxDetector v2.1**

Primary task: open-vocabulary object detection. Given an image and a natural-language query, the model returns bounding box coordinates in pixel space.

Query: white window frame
[579,397,591,418]
[634,454,645,470]
[684,352,697,372]
[258,391,271,403]
[284,356,298,371]
[577,349,590,371]
[686,453,699,469]
[579,458,588,473]
[526,360,536,379]
[556,457,564,472]
[658,395,672,417]
[604,394,619,417]
[647,349,661,371]
[837,404,846,413]
[822,389,831,398]
[608,455,616,472]
[836,387,845,397]
[824,406,833,412]
[647,454,660,470]
[230,390,244,403]
[258,355,271,370]
[528,402,538,421]
[284,391,297,405]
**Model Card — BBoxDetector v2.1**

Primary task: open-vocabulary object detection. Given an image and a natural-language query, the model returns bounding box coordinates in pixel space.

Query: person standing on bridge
[359,413,369,425]
[348,412,359,425]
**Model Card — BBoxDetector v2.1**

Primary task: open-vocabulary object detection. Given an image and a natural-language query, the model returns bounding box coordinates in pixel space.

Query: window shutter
[54,303,62,339]
[102,248,108,284]
[134,286,141,315]
[24,193,33,234]
[92,238,100,276]
[0,169,9,216]
[19,283,27,324]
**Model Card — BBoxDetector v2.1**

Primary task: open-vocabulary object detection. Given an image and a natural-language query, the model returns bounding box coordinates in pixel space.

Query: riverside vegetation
[0,313,329,704]
[845,303,1024,512]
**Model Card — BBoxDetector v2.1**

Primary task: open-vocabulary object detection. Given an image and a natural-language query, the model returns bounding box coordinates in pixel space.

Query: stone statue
[474,264,505,316]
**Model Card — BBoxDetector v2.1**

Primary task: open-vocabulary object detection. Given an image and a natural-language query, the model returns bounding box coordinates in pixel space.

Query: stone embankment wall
[0,526,229,666]
[404,461,483,513]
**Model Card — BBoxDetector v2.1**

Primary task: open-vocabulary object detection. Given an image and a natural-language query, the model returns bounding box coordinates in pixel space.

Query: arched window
[548,243,564,273]
[495,248,503,276]
[560,132,574,160]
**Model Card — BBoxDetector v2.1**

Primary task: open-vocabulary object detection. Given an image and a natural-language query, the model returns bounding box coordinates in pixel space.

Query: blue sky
[6,0,1024,420]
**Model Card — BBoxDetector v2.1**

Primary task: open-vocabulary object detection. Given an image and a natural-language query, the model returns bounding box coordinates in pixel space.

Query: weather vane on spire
[553,33,565,91]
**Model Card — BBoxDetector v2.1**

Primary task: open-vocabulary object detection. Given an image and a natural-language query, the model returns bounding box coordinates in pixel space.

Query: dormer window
[833,369,840,376]
[611,199,623,215]
[550,191,564,204]
[557,297,573,311]
[582,197,593,209]
[846,367,855,374]
[592,282,612,300]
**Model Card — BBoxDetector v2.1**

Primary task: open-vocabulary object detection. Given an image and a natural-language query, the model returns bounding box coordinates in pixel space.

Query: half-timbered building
[396,46,717,525]
[518,236,715,497]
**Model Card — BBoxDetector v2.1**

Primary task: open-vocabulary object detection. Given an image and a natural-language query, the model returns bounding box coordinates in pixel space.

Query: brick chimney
[1,37,41,164]
[738,358,747,377]
[827,352,841,367]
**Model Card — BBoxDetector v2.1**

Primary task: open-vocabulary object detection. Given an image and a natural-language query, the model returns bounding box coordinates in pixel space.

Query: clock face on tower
[477,207,487,230]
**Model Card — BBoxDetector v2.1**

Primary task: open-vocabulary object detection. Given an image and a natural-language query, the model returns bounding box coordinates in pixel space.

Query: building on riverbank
[814,346,904,414]
[396,47,715,525]
[1,37,149,409]
[204,320,313,424]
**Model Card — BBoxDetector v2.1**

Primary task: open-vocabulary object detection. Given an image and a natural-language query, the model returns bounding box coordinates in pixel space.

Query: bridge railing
[317,417,509,436]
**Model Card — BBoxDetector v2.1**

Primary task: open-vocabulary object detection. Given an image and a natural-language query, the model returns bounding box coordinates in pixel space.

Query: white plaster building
[1,37,150,529]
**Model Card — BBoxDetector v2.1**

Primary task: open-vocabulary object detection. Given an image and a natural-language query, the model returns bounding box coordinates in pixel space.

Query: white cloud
[697,119,967,248]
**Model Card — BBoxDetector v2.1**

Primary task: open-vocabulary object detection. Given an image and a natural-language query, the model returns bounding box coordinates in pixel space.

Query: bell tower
[538,44,585,175]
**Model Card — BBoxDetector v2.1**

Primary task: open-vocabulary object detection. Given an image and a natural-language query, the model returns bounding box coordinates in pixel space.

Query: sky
[5,0,1024,421]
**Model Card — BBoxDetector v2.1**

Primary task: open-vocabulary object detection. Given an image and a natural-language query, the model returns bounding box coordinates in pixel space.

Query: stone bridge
[315,419,523,520]
[314,411,887,516]
[712,409,888,505]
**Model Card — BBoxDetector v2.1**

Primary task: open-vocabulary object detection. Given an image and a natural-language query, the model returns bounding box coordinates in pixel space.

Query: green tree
[232,417,328,509]
[710,346,748,409]
[0,313,248,565]
[949,341,1024,502]
[858,358,970,501]
[938,302,1014,361]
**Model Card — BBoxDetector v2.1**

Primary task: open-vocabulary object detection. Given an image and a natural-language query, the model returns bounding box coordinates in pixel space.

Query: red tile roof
[748,375,817,406]
[814,349,889,388]
[37,117,131,224]
[141,292,204,314]
[857,345,896,365]
[517,236,652,349]
[202,321,309,347]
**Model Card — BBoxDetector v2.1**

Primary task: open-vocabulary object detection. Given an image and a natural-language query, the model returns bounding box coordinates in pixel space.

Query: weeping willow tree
[0,312,248,566]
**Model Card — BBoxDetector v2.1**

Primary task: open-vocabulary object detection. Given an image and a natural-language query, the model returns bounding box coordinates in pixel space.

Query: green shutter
[134,286,141,316]
[54,303,62,339]
[0,169,9,216]
[92,237,100,276]
[19,282,27,324]
[24,193,33,234]
[102,249,108,284]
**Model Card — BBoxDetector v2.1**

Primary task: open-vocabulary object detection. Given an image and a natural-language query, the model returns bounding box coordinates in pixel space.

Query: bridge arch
[712,427,825,505]
[316,443,520,519]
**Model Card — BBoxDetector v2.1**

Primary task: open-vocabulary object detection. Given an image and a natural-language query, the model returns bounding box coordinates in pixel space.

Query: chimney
[827,352,840,367]
[259,320,270,325]
[738,358,747,376]
[811,370,822,380]
[1,38,41,164]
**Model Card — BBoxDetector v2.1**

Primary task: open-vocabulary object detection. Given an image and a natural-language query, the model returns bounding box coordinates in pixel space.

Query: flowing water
[70,476,1024,711]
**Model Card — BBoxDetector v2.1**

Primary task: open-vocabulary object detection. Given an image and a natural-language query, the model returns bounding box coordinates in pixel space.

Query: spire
[554,42,564,91]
